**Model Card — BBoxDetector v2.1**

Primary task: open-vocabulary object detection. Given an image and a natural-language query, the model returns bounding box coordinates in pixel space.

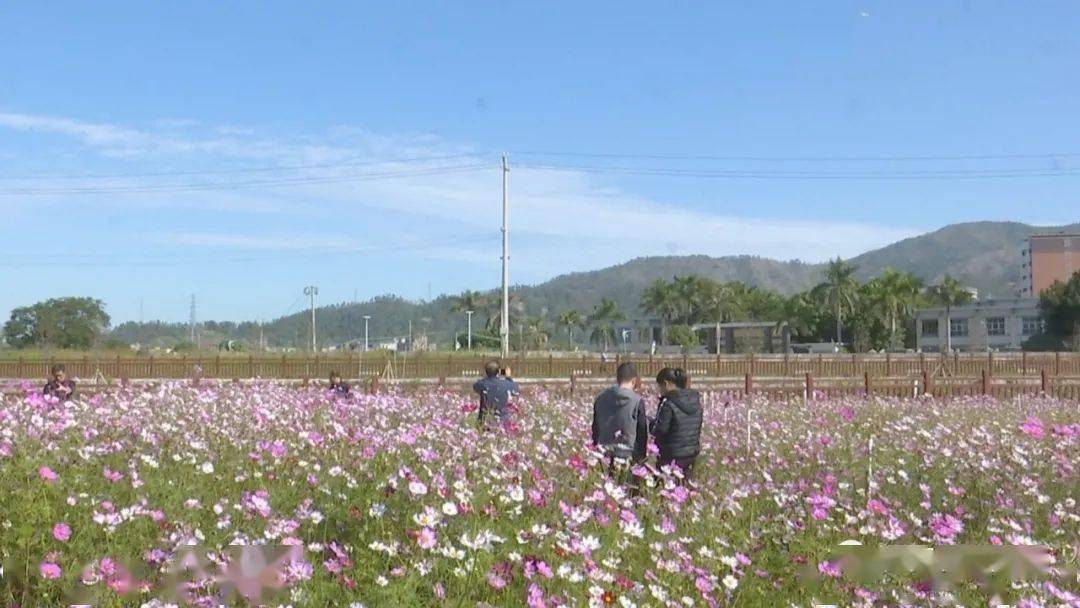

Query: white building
[915,298,1041,352]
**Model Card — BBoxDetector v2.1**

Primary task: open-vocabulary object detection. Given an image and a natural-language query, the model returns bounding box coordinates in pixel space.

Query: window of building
[985,317,1006,336]
[921,320,939,337]
[1022,317,1042,336]
[950,319,968,337]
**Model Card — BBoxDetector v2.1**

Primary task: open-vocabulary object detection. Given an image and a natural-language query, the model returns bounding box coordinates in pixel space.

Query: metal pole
[501,154,510,359]
[304,286,318,352]
[466,310,474,350]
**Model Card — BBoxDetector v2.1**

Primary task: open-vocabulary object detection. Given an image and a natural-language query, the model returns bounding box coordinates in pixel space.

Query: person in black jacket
[328,371,350,396]
[43,364,76,402]
[650,367,703,483]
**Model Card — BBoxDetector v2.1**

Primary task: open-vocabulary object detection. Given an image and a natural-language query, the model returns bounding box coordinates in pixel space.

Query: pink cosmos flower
[818,560,842,578]
[1021,416,1046,439]
[930,513,964,543]
[418,527,438,550]
[53,522,71,542]
[39,466,58,482]
[40,561,62,579]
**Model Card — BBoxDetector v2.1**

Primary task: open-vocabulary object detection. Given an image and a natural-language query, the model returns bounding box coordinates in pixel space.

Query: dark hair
[616,362,638,385]
[656,367,688,389]
[50,364,65,375]
[329,371,340,378]
[484,360,501,377]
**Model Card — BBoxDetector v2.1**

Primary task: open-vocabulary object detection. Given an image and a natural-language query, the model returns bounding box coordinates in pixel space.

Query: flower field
[1,382,1078,607]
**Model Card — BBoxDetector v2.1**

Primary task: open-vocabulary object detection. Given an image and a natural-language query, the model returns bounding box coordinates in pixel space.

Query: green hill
[110,220,1079,349]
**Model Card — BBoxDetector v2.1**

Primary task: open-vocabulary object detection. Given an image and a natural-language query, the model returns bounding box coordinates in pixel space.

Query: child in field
[328,371,350,396]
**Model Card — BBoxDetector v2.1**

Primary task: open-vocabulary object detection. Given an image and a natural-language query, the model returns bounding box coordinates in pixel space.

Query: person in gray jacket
[592,362,649,472]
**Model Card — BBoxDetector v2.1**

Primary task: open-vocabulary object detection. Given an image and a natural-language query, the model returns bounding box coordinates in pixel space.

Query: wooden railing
[2,352,1078,381]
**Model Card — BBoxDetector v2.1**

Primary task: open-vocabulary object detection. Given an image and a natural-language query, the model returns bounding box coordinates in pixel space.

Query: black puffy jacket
[650,389,703,460]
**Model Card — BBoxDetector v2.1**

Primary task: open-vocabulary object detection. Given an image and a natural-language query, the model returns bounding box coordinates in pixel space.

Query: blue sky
[1,1,1078,324]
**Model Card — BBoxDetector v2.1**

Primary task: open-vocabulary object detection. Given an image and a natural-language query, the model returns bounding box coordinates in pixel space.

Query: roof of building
[916,297,1039,316]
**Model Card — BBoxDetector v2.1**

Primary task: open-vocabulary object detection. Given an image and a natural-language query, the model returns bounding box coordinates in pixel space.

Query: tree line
[3,268,1078,352]
[449,261,1080,353]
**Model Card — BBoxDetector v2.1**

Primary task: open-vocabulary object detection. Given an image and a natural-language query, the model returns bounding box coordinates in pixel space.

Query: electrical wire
[514,162,1080,180]
[0,233,499,267]
[0,153,486,181]
[0,164,496,196]
[511,149,1080,163]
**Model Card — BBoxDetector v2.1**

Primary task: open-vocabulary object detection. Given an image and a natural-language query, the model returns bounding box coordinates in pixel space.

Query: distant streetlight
[363,315,371,352]
[466,311,474,350]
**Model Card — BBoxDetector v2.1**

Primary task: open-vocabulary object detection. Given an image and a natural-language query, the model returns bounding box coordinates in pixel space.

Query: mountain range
[110,220,1079,349]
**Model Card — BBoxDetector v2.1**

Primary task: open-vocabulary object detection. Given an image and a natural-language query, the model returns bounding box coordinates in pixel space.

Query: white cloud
[158,232,367,251]
[0,110,918,272]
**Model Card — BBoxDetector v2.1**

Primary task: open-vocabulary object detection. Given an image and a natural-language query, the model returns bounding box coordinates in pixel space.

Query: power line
[0,153,485,181]
[0,233,498,267]
[514,162,1080,180]
[512,149,1080,163]
[0,164,495,196]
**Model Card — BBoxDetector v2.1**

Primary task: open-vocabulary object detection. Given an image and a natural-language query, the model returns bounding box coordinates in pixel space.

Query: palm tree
[485,293,525,334]
[556,309,585,350]
[701,282,744,325]
[814,258,861,346]
[927,275,974,352]
[869,269,924,349]
[641,279,679,344]
[522,316,551,351]
[780,292,817,338]
[451,290,491,332]
[671,276,710,325]
[588,298,626,353]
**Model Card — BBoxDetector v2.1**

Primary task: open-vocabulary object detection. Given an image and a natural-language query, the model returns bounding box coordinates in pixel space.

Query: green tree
[3,297,110,349]
[1039,271,1080,351]
[450,290,491,329]
[701,282,745,325]
[813,258,861,346]
[865,268,924,349]
[666,324,699,354]
[927,275,974,353]
[588,298,626,353]
[780,292,819,339]
[555,309,585,349]
[641,279,680,343]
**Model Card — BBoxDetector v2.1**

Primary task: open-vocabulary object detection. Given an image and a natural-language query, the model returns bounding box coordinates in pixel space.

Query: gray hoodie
[591,386,646,460]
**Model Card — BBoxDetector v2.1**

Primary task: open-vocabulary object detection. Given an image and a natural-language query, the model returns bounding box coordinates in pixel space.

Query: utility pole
[363,315,371,352]
[304,286,318,352]
[259,321,265,351]
[466,310,474,350]
[189,295,197,346]
[500,153,510,359]
[139,299,144,324]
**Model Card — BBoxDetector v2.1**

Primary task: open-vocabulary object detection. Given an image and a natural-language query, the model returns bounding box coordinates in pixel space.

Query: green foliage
[587,298,625,352]
[1038,271,1080,351]
[2,297,110,350]
[666,324,699,354]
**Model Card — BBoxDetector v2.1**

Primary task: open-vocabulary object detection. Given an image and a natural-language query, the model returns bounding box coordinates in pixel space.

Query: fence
[3,352,1079,381]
